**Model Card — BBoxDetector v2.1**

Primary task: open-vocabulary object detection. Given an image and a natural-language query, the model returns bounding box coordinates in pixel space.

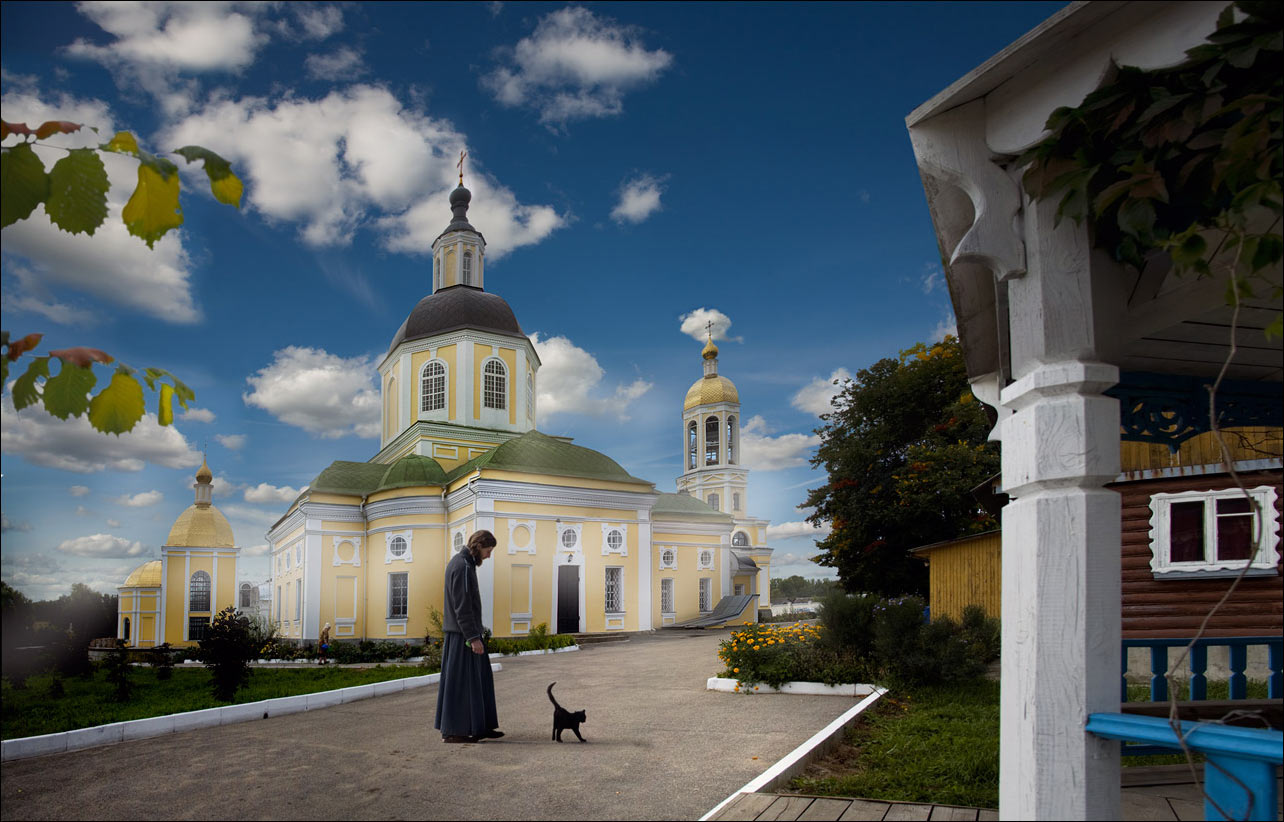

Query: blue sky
[1,1,1065,600]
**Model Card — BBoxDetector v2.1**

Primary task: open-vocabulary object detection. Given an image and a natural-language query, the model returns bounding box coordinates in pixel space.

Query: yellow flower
[733,667,740,673]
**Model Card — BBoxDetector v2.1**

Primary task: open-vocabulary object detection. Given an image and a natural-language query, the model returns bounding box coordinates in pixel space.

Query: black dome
[387,285,526,354]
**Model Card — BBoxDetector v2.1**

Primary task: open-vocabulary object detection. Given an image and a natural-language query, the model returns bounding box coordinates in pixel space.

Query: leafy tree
[200,606,255,701]
[1,119,242,434]
[805,337,1000,596]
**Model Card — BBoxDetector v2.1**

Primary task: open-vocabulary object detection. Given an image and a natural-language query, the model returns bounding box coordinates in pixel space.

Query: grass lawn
[2,664,435,740]
[790,678,1272,807]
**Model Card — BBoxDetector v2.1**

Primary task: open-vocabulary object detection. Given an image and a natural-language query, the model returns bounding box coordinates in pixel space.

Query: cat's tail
[547,681,560,709]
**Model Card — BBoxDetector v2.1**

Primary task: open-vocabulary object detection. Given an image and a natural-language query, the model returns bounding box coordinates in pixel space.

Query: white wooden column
[997,191,1121,820]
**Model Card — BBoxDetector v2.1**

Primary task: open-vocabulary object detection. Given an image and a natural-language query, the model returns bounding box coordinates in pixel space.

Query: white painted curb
[700,687,887,821]
[706,676,877,697]
[1,663,502,762]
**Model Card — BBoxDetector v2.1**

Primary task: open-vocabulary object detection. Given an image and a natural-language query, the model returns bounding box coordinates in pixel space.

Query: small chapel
[261,178,774,643]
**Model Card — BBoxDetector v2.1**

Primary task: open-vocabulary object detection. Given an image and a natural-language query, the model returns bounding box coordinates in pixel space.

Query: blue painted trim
[1107,371,1283,448]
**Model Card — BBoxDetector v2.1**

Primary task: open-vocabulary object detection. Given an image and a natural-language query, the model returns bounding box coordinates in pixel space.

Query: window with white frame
[687,421,697,470]
[699,578,711,612]
[733,492,741,512]
[462,250,473,284]
[421,361,446,412]
[707,493,719,511]
[1149,486,1280,578]
[727,415,737,465]
[661,578,674,614]
[605,567,623,613]
[698,549,714,570]
[660,548,677,570]
[560,527,579,550]
[605,528,624,555]
[276,585,282,621]
[453,531,465,553]
[732,531,749,547]
[285,551,291,570]
[189,571,211,611]
[483,359,507,409]
[388,573,408,619]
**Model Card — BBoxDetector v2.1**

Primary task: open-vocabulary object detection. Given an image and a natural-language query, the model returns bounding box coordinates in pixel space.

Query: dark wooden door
[557,565,579,634]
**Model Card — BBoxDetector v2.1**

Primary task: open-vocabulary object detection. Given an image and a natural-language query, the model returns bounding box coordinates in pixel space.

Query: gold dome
[684,375,740,410]
[195,458,213,484]
[166,504,235,547]
[122,560,162,588]
[701,336,719,360]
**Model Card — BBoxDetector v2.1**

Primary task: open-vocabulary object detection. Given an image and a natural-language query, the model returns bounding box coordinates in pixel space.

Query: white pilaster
[637,515,652,629]
[304,522,323,641]
[475,496,495,634]
[460,341,474,425]
[399,353,412,439]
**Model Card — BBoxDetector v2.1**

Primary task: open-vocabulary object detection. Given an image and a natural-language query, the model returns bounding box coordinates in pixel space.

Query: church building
[262,180,773,643]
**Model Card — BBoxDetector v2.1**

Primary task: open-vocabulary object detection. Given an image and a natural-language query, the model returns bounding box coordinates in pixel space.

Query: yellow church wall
[483,472,653,496]
[444,249,457,287]
[408,345,460,425]
[139,614,156,646]
[305,493,362,507]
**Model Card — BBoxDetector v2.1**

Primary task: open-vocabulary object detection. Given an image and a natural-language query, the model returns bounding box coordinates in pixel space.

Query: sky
[0,1,1067,602]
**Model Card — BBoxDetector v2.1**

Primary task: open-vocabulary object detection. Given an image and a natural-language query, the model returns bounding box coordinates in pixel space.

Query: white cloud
[182,407,216,423]
[76,505,92,517]
[791,368,852,417]
[305,46,366,81]
[1,393,202,474]
[921,262,945,295]
[2,513,33,532]
[161,86,564,256]
[57,533,147,558]
[243,346,380,439]
[287,6,344,40]
[678,307,741,344]
[209,476,241,498]
[766,520,832,541]
[244,483,302,504]
[221,504,282,528]
[0,88,202,323]
[931,315,958,343]
[530,333,651,422]
[483,6,673,128]
[611,173,666,224]
[107,518,121,528]
[115,490,164,507]
[216,433,247,450]
[241,542,271,557]
[69,485,91,497]
[739,415,820,471]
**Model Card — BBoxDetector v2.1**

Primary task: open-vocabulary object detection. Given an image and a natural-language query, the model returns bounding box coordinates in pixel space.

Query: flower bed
[717,622,867,690]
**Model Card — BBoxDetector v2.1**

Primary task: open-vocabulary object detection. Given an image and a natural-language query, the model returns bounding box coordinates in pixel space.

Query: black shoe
[481,729,505,739]
[443,735,477,743]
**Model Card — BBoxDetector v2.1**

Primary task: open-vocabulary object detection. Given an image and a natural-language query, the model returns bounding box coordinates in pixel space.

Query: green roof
[376,454,448,492]
[652,492,732,521]
[448,430,652,486]
[309,461,389,496]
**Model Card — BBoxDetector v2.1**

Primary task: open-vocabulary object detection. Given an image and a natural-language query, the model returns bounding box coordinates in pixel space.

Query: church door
[557,565,580,634]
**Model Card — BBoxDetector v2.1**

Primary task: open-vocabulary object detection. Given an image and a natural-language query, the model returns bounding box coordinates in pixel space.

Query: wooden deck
[708,766,1282,821]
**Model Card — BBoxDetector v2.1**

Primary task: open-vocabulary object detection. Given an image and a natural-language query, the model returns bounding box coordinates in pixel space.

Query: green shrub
[819,591,878,658]
[485,627,575,656]
[199,607,255,701]
[959,605,1000,667]
[103,639,132,702]
[150,643,175,680]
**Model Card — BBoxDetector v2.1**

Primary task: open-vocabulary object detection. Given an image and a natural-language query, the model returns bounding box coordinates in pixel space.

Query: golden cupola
[166,458,235,547]
[684,333,740,411]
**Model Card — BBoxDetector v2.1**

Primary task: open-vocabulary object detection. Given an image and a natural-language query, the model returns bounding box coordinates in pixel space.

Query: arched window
[123,617,131,641]
[705,416,719,465]
[240,583,253,608]
[707,493,719,511]
[732,531,749,547]
[421,361,446,412]
[483,359,507,410]
[687,421,697,470]
[462,250,473,285]
[527,372,534,419]
[190,571,211,612]
[727,415,737,465]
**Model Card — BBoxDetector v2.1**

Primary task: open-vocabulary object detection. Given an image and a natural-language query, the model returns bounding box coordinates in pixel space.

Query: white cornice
[652,519,732,536]
[465,478,658,511]
[365,495,447,520]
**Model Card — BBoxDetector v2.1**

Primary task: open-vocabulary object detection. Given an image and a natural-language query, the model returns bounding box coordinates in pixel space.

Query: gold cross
[705,320,714,339]
[458,150,467,185]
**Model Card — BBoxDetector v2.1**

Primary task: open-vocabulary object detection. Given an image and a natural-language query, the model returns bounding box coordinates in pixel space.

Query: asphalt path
[1,631,860,821]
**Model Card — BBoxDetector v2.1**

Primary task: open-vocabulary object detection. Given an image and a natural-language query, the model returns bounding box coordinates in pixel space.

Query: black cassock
[434,549,498,738]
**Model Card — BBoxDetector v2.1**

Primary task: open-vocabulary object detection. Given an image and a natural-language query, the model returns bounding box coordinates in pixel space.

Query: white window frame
[659,547,677,570]
[705,415,720,465]
[601,523,627,556]
[332,535,362,567]
[508,519,537,555]
[453,530,466,553]
[687,421,698,470]
[559,523,582,551]
[388,572,409,619]
[660,577,674,615]
[189,571,211,612]
[462,250,473,285]
[699,578,712,613]
[707,493,719,511]
[483,358,507,410]
[239,583,253,609]
[732,531,749,547]
[605,566,624,614]
[698,549,714,571]
[420,360,447,413]
[733,492,741,512]
[1148,485,1280,579]
[384,530,414,564]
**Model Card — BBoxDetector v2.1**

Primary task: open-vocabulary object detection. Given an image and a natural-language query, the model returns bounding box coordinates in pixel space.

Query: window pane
[1169,501,1204,562]
[1216,497,1254,561]
[605,568,621,612]
[189,616,210,642]
[661,578,673,613]
[389,574,408,618]
[190,571,211,612]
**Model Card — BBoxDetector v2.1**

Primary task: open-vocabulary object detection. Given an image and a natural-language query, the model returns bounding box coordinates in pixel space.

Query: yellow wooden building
[264,182,772,644]
[118,458,241,647]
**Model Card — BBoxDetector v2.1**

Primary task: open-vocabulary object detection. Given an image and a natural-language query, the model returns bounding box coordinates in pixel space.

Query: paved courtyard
[0,631,859,821]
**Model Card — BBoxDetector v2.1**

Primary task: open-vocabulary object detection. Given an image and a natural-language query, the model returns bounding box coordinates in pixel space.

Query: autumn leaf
[49,346,114,368]
[6,332,44,361]
[34,120,83,139]
[158,382,176,426]
[1,142,49,228]
[102,131,140,156]
[46,148,110,236]
[1,120,34,138]
[122,162,182,248]
[87,369,146,434]
[173,145,243,208]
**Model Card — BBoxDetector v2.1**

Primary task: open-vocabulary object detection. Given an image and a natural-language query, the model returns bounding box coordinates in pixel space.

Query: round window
[662,549,675,566]
[700,549,712,567]
[607,529,623,551]
[453,532,465,551]
[561,529,577,549]
[512,525,531,548]
[390,536,407,557]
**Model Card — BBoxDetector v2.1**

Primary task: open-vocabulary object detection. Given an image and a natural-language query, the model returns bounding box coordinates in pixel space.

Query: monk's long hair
[467,529,498,566]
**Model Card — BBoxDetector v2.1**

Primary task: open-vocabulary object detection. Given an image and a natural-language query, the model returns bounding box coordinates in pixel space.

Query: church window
[733,492,741,512]
[484,359,507,410]
[699,578,712,612]
[705,416,719,465]
[604,567,623,613]
[453,531,465,553]
[122,617,131,641]
[421,361,446,412]
[660,548,677,569]
[462,251,473,285]
[606,529,624,553]
[388,573,408,619]
[561,528,578,549]
[189,571,211,612]
[687,421,697,470]
[389,536,408,557]
[699,548,714,569]
[707,493,719,511]
[240,583,253,608]
[733,531,749,547]
[188,616,210,642]
[660,578,674,614]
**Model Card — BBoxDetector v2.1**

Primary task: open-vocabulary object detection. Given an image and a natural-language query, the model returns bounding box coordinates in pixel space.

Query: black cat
[547,682,587,743]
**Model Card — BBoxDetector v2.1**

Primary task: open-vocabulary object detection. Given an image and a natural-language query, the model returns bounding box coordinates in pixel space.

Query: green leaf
[1117,198,1157,237]
[45,148,109,236]
[158,382,175,426]
[87,369,146,435]
[12,357,49,410]
[1264,314,1283,342]
[173,145,243,208]
[42,362,96,420]
[1251,233,1282,272]
[1,143,50,228]
[122,162,183,248]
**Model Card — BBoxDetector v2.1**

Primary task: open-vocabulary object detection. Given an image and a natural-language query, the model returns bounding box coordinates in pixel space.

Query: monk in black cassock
[435,529,503,743]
